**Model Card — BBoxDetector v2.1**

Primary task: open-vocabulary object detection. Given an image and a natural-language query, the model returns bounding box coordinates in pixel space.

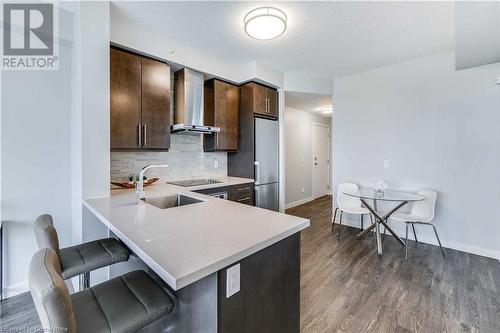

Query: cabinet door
[252,83,268,117]
[266,88,278,118]
[110,48,142,149]
[228,184,254,206]
[141,58,170,150]
[215,80,239,150]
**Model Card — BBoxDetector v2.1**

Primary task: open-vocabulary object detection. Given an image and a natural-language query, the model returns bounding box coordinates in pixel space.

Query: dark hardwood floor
[2,196,499,332]
[287,195,500,333]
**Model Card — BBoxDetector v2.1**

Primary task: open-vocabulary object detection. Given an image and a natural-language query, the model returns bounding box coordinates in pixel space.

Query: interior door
[313,124,330,198]
[141,58,170,150]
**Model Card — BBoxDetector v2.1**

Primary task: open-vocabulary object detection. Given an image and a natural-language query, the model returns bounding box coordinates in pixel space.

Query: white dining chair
[389,189,444,259]
[332,183,373,240]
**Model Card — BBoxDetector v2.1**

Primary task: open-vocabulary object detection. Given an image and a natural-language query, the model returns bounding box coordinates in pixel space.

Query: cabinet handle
[237,187,251,191]
[266,98,269,113]
[238,197,251,202]
[143,124,147,146]
[138,123,142,146]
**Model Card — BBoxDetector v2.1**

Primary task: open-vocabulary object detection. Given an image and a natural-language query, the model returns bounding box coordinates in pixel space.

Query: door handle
[314,162,319,166]
[237,187,251,191]
[254,161,260,185]
[138,123,142,146]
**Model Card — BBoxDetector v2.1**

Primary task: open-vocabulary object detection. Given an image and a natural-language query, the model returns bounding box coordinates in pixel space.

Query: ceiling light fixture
[244,7,287,40]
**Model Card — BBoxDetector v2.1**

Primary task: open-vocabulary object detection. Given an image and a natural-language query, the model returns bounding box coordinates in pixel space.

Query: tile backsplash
[111,133,227,181]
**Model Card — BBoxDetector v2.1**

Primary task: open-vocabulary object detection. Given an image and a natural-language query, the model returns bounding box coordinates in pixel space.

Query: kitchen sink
[141,194,203,209]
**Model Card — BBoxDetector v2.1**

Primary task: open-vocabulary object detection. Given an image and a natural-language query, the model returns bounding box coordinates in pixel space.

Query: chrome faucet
[136,164,168,199]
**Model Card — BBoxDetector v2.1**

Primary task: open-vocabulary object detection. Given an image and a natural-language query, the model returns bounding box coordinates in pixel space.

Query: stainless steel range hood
[171,68,220,134]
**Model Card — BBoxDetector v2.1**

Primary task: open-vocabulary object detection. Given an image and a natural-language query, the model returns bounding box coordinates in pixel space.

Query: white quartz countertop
[83,177,310,290]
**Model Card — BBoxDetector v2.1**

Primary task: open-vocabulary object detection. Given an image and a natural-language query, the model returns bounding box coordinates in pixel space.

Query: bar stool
[33,214,130,289]
[29,248,175,333]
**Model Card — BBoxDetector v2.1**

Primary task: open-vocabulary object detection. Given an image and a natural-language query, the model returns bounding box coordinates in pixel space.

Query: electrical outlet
[214,159,219,169]
[301,187,305,193]
[383,160,390,168]
[226,264,240,298]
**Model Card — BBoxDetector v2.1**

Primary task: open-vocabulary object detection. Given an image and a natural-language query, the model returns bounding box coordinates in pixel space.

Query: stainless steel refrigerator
[254,118,279,211]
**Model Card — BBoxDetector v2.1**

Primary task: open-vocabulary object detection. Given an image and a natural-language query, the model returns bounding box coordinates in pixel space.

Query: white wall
[455,2,500,70]
[284,107,330,208]
[0,2,110,297]
[78,1,111,286]
[1,7,75,296]
[333,51,500,259]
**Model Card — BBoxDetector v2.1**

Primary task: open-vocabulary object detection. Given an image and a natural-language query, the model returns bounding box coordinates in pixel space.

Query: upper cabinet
[110,47,170,150]
[249,82,278,119]
[204,79,240,151]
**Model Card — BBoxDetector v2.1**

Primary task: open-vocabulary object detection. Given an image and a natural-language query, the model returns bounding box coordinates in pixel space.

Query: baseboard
[285,196,314,209]
[3,280,29,299]
[335,218,500,261]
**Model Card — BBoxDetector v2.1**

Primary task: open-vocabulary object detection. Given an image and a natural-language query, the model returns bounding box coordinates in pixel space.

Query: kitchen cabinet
[204,79,240,151]
[228,184,254,205]
[248,82,278,119]
[110,48,142,149]
[110,47,170,150]
[194,183,254,206]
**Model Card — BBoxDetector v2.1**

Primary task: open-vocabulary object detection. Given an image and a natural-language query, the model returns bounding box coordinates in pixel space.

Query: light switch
[383,160,390,168]
[226,264,240,298]
[214,160,219,169]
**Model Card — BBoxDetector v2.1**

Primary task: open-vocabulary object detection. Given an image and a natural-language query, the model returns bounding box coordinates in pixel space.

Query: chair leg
[80,272,90,290]
[382,220,387,243]
[405,223,409,259]
[411,223,418,242]
[338,211,343,241]
[360,214,364,230]
[331,208,338,232]
[431,224,446,258]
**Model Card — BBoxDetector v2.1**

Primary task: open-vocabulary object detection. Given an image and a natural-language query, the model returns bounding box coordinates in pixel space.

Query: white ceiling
[285,92,332,118]
[111,1,454,79]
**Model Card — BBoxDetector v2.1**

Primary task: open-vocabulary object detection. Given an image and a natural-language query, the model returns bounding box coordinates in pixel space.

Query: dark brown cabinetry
[204,79,240,151]
[218,233,300,333]
[194,183,254,206]
[248,82,278,119]
[110,47,170,150]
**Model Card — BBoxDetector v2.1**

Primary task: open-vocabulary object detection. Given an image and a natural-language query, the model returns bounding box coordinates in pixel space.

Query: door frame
[312,122,330,199]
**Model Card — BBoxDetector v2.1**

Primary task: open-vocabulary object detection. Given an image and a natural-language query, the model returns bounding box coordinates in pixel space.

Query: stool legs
[79,272,90,290]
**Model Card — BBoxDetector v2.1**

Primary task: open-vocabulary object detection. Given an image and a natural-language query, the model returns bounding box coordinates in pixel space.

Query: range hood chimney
[171,68,220,134]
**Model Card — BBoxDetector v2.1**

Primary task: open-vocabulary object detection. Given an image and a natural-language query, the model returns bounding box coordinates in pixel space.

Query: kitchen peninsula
[83,177,309,332]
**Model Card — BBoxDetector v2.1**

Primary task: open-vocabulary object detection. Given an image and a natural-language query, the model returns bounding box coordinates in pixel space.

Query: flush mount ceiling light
[244,7,287,40]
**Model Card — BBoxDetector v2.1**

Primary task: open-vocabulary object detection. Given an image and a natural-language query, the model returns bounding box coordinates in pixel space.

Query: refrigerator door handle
[255,186,260,205]
[254,161,260,185]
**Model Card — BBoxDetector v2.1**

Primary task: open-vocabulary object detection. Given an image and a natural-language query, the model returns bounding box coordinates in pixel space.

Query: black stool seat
[60,238,130,279]
[29,248,175,333]
[34,214,131,282]
[72,270,174,333]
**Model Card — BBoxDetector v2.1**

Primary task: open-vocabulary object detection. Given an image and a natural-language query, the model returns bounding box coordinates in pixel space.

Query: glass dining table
[344,189,424,255]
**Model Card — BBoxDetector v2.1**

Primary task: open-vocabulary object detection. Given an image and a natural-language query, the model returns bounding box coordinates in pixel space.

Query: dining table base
[356,199,408,255]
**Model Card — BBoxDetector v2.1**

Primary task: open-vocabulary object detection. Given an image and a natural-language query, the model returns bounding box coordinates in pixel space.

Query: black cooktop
[167,179,222,187]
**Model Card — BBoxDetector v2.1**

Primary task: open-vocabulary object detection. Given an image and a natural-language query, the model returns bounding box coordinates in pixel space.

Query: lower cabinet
[194,183,254,206]
[218,233,300,333]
